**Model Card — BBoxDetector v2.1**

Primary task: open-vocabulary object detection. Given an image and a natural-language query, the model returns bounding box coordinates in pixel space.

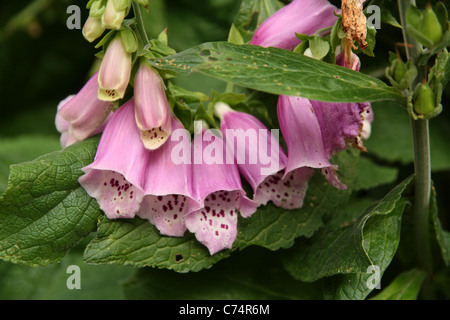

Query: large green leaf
[122,246,321,300]
[84,150,359,272]
[365,100,450,171]
[0,135,61,193]
[282,176,413,299]
[0,137,102,267]
[148,42,404,103]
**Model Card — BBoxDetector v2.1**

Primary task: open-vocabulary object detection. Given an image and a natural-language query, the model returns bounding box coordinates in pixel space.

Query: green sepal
[89,0,106,17]
[385,56,418,91]
[228,23,245,45]
[120,27,138,53]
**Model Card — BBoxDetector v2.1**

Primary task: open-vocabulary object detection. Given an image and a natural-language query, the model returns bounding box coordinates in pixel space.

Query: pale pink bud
[134,62,172,150]
[98,36,132,101]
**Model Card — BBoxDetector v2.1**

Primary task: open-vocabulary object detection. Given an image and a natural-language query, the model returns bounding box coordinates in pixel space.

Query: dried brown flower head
[341,0,368,50]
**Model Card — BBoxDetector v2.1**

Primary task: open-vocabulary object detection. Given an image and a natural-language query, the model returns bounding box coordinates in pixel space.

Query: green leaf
[355,156,399,191]
[233,0,284,43]
[0,137,102,267]
[282,176,413,294]
[0,135,61,193]
[148,42,403,103]
[0,236,133,300]
[122,247,322,300]
[370,269,427,300]
[431,186,450,266]
[84,150,359,272]
[365,100,450,171]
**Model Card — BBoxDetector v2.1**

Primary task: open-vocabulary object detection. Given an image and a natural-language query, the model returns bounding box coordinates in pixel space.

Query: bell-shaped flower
[101,0,126,30]
[250,0,338,50]
[79,99,148,220]
[98,36,132,101]
[214,102,313,210]
[134,62,172,150]
[277,53,373,190]
[56,72,114,148]
[185,123,258,255]
[137,117,201,237]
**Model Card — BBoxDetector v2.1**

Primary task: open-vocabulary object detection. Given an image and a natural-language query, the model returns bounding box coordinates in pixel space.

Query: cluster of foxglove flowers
[56,0,373,255]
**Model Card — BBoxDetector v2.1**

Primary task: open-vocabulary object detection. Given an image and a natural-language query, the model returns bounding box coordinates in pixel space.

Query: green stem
[132,1,150,45]
[398,0,433,274]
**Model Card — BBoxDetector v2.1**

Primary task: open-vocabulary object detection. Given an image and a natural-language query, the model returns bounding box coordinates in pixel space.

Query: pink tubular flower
[250,0,339,50]
[278,52,373,190]
[79,99,148,220]
[214,102,313,210]
[137,117,201,237]
[185,124,258,255]
[134,62,172,150]
[56,72,113,148]
[98,36,132,101]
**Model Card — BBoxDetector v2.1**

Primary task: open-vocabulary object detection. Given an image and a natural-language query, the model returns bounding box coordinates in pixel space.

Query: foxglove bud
[413,83,436,115]
[98,36,132,101]
[134,62,172,150]
[102,0,127,30]
[82,16,105,43]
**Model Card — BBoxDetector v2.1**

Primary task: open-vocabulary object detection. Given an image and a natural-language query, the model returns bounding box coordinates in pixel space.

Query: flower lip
[78,99,149,220]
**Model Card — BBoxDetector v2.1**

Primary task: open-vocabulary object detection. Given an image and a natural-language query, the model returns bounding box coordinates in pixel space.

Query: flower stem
[132,1,150,45]
[397,0,433,274]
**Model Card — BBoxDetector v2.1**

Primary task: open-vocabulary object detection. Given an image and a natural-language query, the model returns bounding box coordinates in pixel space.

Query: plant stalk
[132,2,150,45]
[397,0,433,274]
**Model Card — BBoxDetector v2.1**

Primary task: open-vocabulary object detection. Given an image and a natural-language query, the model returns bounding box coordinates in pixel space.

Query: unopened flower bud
[102,0,126,30]
[422,4,443,45]
[413,83,436,115]
[98,36,132,101]
[82,16,105,43]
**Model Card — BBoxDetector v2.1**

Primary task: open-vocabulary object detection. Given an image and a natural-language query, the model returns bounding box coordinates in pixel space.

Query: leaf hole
[200,49,211,57]
[175,254,184,262]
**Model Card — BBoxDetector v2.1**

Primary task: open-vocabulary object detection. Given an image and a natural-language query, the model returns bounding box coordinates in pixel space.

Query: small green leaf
[370,269,427,300]
[0,137,102,267]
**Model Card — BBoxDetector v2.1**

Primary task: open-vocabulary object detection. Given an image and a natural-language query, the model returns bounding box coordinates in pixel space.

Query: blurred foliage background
[0,0,448,299]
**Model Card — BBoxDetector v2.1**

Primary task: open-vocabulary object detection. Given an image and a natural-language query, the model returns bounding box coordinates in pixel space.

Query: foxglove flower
[98,36,132,101]
[277,53,373,190]
[214,102,313,209]
[137,118,201,237]
[56,72,113,148]
[185,124,258,255]
[79,99,148,219]
[102,0,126,30]
[134,62,172,150]
[250,0,338,50]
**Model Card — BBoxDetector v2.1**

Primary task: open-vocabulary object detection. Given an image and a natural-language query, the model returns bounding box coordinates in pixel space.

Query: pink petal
[277,95,332,174]
[186,127,258,254]
[250,0,339,50]
[58,72,113,142]
[185,190,239,255]
[79,99,148,219]
[254,167,314,209]
[137,118,200,236]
